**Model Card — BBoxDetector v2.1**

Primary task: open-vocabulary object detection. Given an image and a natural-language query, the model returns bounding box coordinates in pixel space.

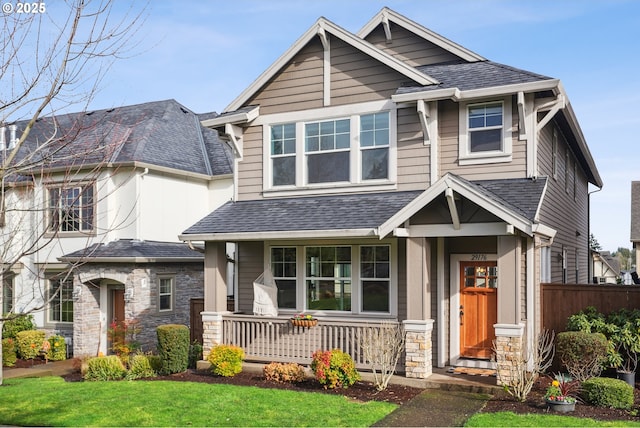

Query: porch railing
[221,314,403,370]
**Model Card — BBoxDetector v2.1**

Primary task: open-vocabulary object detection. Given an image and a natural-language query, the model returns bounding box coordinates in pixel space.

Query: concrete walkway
[3,359,76,379]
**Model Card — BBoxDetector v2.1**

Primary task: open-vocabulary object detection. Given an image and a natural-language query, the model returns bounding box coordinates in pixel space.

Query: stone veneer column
[493,323,525,386]
[403,319,434,379]
[201,312,223,357]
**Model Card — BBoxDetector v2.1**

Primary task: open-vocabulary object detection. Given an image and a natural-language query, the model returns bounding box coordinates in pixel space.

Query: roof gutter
[180,228,379,242]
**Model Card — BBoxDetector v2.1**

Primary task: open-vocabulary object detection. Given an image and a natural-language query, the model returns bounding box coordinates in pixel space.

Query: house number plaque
[471,254,487,261]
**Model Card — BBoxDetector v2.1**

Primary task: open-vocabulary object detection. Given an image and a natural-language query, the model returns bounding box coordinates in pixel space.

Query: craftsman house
[180,8,601,379]
[2,99,233,356]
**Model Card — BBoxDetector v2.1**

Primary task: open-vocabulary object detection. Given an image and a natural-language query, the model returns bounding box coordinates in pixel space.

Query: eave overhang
[180,228,378,242]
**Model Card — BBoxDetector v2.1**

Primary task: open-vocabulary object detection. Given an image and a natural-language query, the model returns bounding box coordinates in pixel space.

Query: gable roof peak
[358,7,486,63]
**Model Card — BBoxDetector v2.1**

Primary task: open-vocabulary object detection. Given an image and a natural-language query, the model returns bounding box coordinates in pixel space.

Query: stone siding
[72,262,203,356]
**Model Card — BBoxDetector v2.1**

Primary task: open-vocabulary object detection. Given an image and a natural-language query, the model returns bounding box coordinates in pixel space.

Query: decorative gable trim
[224,17,439,112]
[377,173,537,238]
[358,7,486,62]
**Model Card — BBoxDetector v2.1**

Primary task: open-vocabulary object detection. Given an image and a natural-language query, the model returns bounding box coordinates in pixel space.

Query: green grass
[0,377,395,427]
[465,411,640,427]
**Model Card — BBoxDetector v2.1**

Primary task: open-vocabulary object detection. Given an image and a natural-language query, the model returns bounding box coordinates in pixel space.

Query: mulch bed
[6,359,640,422]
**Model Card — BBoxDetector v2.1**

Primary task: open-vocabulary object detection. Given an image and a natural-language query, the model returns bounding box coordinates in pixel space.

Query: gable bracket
[381,13,392,42]
[417,99,430,144]
[536,94,565,130]
[517,91,527,141]
[224,123,243,159]
[445,187,460,230]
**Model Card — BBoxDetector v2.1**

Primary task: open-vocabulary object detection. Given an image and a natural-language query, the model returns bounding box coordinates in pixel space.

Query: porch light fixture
[72,285,82,302]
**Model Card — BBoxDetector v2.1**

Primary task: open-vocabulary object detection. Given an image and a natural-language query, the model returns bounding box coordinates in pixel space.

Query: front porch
[202,313,435,377]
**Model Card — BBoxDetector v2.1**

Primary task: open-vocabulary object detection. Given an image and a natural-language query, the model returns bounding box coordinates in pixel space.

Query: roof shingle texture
[9,99,233,178]
[61,239,203,260]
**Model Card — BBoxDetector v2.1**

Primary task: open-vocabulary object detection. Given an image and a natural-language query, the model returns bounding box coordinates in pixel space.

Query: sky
[22,0,640,253]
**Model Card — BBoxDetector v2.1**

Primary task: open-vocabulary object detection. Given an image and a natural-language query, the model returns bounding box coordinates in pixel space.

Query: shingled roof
[59,239,203,262]
[181,176,548,240]
[7,99,233,180]
[397,60,554,95]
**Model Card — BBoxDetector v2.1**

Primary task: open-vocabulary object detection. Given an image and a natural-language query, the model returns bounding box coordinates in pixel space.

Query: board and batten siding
[236,241,264,313]
[536,122,589,284]
[438,99,527,181]
[364,23,461,67]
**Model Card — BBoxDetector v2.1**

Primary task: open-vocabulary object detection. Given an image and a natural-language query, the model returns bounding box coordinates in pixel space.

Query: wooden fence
[541,283,640,334]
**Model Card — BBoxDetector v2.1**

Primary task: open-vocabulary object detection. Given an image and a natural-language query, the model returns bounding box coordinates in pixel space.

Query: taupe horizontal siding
[397,106,429,190]
[439,99,527,180]
[237,241,264,313]
[364,23,460,67]
[330,37,411,106]
[237,126,263,201]
[247,38,324,115]
[537,122,589,283]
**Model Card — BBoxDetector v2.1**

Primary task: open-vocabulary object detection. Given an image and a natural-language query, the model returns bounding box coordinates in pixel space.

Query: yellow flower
[552,380,560,387]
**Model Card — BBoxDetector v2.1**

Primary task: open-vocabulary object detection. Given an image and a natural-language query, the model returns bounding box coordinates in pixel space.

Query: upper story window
[266,108,395,193]
[48,184,94,233]
[459,98,512,165]
[305,119,351,184]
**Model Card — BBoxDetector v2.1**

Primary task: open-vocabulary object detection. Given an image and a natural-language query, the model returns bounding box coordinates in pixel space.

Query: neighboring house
[631,181,640,280]
[180,8,602,381]
[591,251,620,284]
[2,99,233,356]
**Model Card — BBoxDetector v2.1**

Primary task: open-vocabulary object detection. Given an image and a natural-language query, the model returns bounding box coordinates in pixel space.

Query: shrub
[47,335,67,361]
[126,354,157,380]
[556,331,608,381]
[2,338,17,367]
[2,314,35,339]
[109,320,141,357]
[208,344,244,377]
[311,349,360,389]
[581,377,634,410]
[263,362,306,383]
[15,330,45,360]
[188,341,203,369]
[84,356,126,381]
[147,354,163,373]
[156,324,190,375]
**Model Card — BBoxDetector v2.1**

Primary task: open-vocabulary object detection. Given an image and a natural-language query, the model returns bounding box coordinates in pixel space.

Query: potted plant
[544,373,578,413]
[611,319,640,387]
[290,313,317,328]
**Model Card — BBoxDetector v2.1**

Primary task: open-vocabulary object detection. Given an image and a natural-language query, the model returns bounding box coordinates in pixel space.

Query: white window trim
[261,101,397,197]
[264,239,397,317]
[458,98,513,166]
[158,276,174,313]
[47,278,74,325]
[46,182,96,235]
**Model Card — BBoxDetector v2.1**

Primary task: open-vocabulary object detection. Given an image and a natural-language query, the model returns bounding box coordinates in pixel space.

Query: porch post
[494,323,525,386]
[403,319,434,378]
[406,237,431,319]
[202,241,229,357]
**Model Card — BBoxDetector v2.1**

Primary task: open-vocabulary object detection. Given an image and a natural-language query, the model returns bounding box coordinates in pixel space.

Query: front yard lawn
[466,411,640,427]
[0,377,395,427]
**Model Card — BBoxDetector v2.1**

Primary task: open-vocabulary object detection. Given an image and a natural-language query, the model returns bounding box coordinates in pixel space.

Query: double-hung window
[305,119,351,184]
[49,278,73,323]
[271,247,296,309]
[306,246,352,311]
[267,109,393,190]
[159,277,174,312]
[360,246,390,312]
[49,185,95,233]
[459,99,512,164]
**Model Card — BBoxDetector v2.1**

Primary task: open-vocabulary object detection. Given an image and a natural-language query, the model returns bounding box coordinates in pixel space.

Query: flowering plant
[292,313,315,320]
[545,373,579,403]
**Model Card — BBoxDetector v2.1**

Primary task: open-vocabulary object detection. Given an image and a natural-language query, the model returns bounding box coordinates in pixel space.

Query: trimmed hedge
[556,331,608,380]
[47,335,67,361]
[581,377,634,410]
[156,324,190,375]
[126,354,157,380]
[208,344,244,377]
[2,337,17,367]
[84,356,127,381]
[15,330,45,360]
[2,314,35,339]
